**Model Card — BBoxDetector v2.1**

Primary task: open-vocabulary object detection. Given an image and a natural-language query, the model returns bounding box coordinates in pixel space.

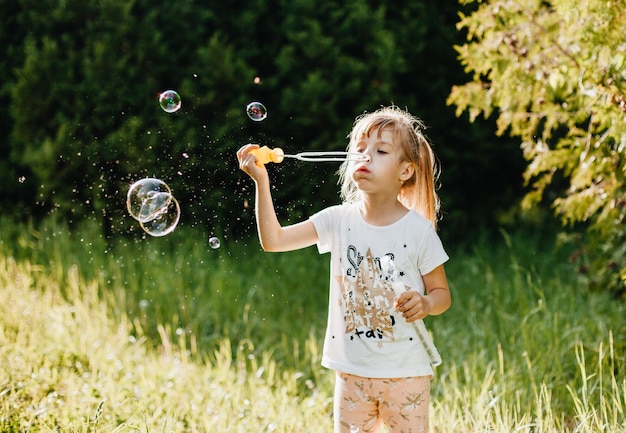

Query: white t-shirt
[310,202,449,378]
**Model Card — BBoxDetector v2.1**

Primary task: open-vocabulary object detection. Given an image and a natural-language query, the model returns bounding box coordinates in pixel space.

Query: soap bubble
[246,101,267,121]
[140,191,172,222]
[127,178,180,236]
[159,90,181,113]
[208,236,221,249]
[140,196,181,237]
[127,178,172,222]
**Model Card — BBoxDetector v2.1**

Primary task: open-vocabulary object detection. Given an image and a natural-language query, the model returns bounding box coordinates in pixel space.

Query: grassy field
[1,219,624,432]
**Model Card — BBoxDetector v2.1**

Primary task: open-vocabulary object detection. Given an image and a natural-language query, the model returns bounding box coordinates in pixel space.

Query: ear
[400,162,415,182]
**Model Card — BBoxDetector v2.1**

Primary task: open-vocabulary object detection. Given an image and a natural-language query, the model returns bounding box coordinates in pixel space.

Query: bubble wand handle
[390,280,442,367]
[411,316,442,367]
[249,146,285,166]
[382,257,442,367]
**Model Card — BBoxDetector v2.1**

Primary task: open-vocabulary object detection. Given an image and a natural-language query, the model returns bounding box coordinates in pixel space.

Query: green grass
[1,219,624,432]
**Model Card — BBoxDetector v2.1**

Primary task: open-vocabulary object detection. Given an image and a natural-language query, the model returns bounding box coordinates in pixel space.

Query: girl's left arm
[395,264,451,322]
[422,264,451,316]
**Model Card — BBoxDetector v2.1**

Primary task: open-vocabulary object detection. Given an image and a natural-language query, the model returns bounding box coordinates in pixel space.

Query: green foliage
[1,220,624,431]
[448,0,626,295]
[1,0,526,242]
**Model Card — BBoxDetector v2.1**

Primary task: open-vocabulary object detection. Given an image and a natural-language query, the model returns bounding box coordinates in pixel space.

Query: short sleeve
[309,205,341,254]
[417,225,449,275]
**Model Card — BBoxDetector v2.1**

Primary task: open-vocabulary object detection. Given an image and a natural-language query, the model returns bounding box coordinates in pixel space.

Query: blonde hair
[338,106,442,228]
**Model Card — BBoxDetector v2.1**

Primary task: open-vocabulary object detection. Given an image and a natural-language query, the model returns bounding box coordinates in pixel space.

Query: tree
[3,0,526,242]
[8,0,251,236]
[448,0,626,295]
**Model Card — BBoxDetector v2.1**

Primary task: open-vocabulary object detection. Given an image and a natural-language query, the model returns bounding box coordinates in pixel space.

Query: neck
[358,196,408,226]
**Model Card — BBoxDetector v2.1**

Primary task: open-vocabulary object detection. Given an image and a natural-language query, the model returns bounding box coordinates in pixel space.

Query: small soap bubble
[246,101,267,122]
[159,90,182,113]
[209,236,221,249]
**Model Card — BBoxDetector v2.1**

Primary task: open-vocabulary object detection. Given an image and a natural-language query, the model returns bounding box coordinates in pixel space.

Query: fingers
[237,144,265,177]
[395,291,429,322]
[236,143,259,166]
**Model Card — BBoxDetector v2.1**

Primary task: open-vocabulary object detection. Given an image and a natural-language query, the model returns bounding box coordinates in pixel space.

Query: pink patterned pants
[334,372,430,433]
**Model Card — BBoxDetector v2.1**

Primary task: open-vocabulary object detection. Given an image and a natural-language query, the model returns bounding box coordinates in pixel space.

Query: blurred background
[0,0,527,245]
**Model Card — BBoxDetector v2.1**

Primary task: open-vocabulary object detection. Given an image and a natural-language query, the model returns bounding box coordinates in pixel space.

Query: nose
[360,148,373,163]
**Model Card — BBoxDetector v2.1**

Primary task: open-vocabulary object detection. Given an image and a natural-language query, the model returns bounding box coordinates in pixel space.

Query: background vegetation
[1,0,524,242]
[1,220,624,432]
[450,0,626,296]
[1,0,625,431]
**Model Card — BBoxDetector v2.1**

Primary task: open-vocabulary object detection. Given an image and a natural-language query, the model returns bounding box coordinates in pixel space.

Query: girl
[237,106,451,433]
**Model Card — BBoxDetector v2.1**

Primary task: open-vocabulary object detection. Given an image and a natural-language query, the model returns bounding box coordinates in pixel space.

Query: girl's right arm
[237,144,318,252]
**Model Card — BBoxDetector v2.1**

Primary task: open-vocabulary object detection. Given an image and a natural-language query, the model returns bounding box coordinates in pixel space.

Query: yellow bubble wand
[250,146,370,165]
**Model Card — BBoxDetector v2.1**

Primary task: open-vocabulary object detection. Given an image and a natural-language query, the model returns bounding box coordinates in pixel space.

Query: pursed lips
[353,165,371,181]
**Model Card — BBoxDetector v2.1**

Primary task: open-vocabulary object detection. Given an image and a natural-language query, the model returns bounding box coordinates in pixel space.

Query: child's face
[350,127,412,195]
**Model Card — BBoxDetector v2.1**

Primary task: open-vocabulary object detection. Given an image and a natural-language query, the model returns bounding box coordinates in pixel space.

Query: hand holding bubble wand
[380,256,442,367]
[249,145,370,165]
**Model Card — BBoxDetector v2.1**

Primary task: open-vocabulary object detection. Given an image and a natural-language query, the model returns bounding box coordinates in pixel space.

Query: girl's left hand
[395,290,431,323]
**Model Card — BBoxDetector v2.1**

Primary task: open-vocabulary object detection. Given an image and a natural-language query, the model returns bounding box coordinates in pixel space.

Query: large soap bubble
[127,178,171,222]
[127,178,180,236]
[139,195,180,237]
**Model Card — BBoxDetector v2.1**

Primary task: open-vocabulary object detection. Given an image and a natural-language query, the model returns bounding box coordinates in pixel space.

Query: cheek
[349,167,359,182]
[347,161,359,175]
[349,166,366,184]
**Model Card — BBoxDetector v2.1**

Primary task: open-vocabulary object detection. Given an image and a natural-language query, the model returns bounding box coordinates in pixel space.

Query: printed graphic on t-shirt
[338,247,401,342]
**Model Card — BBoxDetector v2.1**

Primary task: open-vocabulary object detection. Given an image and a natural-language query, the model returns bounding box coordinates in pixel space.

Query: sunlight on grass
[0,255,333,432]
[0,221,624,432]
